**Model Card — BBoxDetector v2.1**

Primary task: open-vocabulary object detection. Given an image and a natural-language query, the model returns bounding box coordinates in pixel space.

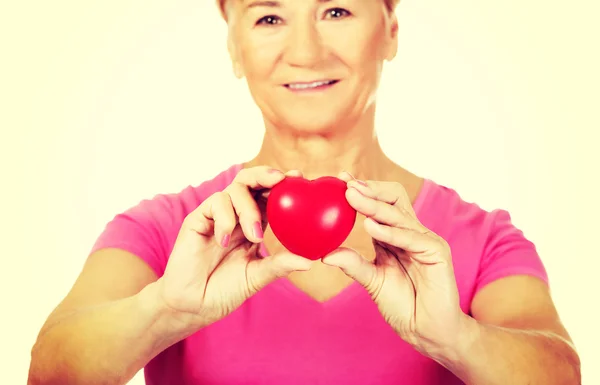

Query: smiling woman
[27,1,581,385]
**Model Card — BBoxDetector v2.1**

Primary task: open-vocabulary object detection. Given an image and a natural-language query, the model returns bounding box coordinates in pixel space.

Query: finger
[337,171,355,183]
[225,182,264,243]
[245,251,315,294]
[285,169,303,178]
[179,207,214,236]
[345,187,424,231]
[261,169,304,199]
[364,218,447,264]
[322,247,382,296]
[225,166,287,242]
[199,192,237,247]
[347,179,416,218]
[233,166,286,191]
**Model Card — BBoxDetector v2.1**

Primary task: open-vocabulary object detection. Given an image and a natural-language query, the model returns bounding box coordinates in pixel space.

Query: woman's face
[226,0,398,133]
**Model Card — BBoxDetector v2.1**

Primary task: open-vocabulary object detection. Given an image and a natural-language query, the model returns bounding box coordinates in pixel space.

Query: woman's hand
[322,172,467,358]
[157,166,314,329]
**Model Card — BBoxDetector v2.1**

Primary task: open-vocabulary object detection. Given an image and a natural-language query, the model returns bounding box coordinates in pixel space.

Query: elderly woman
[28,1,580,384]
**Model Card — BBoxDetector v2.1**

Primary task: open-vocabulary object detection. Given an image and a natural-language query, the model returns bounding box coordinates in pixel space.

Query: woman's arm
[28,249,198,385]
[326,177,581,385]
[437,276,581,385]
[446,320,580,385]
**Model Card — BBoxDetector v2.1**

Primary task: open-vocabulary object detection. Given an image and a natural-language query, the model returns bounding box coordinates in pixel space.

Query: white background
[2,0,599,384]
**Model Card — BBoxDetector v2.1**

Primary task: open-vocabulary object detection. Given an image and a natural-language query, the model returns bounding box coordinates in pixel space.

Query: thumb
[246,251,314,294]
[322,247,380,294]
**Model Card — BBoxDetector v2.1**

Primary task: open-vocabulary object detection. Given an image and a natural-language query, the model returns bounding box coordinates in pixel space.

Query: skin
[28,1,581,384]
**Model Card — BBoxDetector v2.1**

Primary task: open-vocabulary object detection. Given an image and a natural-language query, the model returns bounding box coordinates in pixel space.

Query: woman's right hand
[156,166,312,329]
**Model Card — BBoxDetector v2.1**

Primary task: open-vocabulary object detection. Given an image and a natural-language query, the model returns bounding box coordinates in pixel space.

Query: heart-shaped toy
[266,175,357,260]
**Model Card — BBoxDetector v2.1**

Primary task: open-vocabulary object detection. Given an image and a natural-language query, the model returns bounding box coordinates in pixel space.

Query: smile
[285,79,339,90]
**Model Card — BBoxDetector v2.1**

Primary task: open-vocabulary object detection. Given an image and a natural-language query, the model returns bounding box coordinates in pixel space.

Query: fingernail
[221,234,231,248]
[268,168,283,174]
[253,221,264,239]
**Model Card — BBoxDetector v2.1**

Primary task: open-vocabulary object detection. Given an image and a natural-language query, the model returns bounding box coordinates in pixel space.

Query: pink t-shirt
[90,163,548,385]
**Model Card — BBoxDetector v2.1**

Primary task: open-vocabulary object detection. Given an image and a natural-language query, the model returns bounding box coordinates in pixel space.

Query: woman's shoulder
[417,178,548,307]
[135,163,244,220]
[417,177,547,275]
[90,163,244,275]
[415,177,517,242]
[97,163,243,239]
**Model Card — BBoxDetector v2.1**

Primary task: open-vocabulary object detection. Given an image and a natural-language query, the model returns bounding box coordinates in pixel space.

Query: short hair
[217,0,400,22]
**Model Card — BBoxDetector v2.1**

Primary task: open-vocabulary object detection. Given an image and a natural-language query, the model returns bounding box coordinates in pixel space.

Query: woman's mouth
[284,79,339,91]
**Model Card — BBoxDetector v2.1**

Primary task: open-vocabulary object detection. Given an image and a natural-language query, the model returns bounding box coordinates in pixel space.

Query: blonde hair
[217,0,400,22]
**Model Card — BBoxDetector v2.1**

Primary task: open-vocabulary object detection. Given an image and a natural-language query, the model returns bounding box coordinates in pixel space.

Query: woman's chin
[275,112,355,136]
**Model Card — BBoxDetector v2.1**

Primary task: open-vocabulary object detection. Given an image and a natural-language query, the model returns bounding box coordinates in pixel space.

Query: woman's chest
[173,289,463,385]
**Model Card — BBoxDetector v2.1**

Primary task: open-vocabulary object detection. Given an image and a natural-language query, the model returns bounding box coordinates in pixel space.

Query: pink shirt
[90,163,548,385]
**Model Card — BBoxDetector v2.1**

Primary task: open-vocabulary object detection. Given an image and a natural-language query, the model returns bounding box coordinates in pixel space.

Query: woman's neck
[244,111,400,182]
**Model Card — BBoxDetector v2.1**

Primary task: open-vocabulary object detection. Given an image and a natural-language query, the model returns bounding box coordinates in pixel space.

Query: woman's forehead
[227,0,398,8]
[221,0,387,8]
[218,0,398,18]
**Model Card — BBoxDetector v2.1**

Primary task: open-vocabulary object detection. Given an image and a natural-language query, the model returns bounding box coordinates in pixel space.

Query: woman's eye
[324,8,350,19]
[256,15,282,26]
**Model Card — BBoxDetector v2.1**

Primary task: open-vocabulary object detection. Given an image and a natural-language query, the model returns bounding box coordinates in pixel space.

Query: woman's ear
[384,13,399,62]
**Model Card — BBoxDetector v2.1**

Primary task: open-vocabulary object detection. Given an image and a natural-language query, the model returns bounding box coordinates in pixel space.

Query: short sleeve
[474,209,549,294]
[88,194,177,278]
[87,165,243,279]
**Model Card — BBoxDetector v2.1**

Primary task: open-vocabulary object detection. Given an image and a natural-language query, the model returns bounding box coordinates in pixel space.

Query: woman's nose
[283,22,325,68]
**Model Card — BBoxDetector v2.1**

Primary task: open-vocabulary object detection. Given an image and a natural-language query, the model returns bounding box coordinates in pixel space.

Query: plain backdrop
[1,0,599,384]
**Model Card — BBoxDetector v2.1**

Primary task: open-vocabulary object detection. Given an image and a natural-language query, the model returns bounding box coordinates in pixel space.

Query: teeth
[288,80,333,90]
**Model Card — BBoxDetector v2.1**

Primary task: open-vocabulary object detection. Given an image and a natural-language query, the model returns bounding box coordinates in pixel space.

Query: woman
[28,1,580,384]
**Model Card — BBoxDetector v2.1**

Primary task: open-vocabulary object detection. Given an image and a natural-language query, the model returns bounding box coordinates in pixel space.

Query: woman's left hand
[322,172,468,358]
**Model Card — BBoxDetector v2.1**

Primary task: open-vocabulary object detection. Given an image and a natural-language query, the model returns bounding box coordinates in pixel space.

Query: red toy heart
[266,176,357,260]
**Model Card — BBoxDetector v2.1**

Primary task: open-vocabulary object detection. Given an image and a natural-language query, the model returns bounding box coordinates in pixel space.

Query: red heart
[266,176,357,260]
